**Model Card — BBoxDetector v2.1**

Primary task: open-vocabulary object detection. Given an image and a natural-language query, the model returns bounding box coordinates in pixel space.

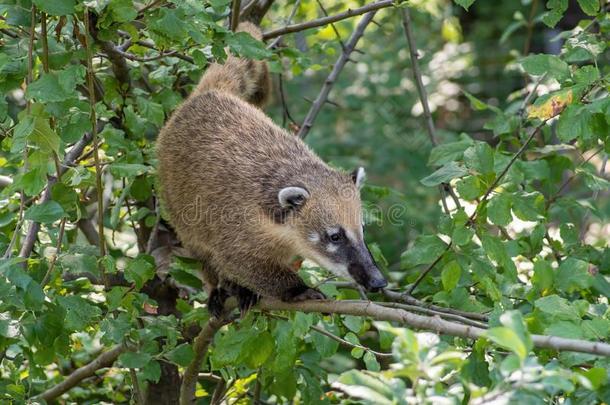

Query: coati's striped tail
[192,22,270,108]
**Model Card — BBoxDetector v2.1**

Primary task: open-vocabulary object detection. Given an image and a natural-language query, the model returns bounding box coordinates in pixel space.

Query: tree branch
[179,317,233,405]
[230,0,242,31]
[296,11,377,139]
[382,289,489,321]
[400,8,437,146]
[258,299,610,357]
[263,0,397,40]
[18,130,96,258]
[33,343,128,402]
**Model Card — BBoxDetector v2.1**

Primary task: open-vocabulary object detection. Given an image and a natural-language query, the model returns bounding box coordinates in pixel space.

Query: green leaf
[401,235,448,269]
[441,260,461,291]
[363,351,380,371]
[32,0,76,16]
[427,135,474,166]
[30,117,60,153]
[455,176,485,201]
[165,343,194,367]
[464,142,495,175]
[532,259,554,293]
[26,65,85,102]
[24,201,66,223]
[557,105,606,143]
[577,168,610,191]
[542,0,568,27]
[487,192,512,226]
[484,327,527,360]
[108,0,138,22]
[57,295,102,331]
[499,311,532,353]
[544,321,584,339]
[521,54,570,81]
[462,90,495,111]
[244,331,274,368]
[119,351,153,368]
[149,9,187,41]
[511,191,544,221]
[481,234,517,281]
[312,321,340,358]
[535,295,581,321]
[227,32,273,60]
[109,163,151,178]
[124,255,156,290]
[576,0,600,15]
[555,258,592,293]
[420,161,468,186]
[454,0,476,10]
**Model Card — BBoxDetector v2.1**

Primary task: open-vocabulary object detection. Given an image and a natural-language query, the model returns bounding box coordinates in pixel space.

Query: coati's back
[157,22,387,305]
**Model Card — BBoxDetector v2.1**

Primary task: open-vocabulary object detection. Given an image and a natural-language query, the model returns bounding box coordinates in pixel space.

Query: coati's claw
[208,287,229,318]
[237,287,260,317]
[282,286,326,302]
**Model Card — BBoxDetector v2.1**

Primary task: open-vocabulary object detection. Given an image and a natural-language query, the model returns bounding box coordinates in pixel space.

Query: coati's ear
[278,186,310,209]
[351,167,366,189]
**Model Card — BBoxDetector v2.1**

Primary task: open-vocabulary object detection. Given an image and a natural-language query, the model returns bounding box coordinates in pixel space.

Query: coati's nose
[367,276,388,291]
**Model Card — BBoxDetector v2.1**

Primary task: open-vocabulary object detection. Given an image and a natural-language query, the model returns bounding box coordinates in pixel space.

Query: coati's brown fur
[157,23,386,314]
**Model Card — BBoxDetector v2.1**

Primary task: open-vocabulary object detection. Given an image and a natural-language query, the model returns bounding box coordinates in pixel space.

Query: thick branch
[259,299,610,357]
[296,11,377,139]
[179,317,232,405]
[263,0,397,40]
[33,344,128,402]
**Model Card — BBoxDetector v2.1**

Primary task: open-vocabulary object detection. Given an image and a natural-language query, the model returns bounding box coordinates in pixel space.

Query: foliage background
[0,0,609,403]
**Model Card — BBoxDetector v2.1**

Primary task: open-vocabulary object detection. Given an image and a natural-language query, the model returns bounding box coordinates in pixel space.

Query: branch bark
[263,0,397,40]
[258,299,610,357]
[296,11,377,139]
[18,130,96,258]
[179,317,233,405]
[33,343,128,402]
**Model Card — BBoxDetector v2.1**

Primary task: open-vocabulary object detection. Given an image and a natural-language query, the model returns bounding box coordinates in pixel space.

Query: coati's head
[277,167,388,292]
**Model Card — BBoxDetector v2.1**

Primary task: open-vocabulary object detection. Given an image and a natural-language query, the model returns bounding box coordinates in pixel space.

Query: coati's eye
[329,232,342,243]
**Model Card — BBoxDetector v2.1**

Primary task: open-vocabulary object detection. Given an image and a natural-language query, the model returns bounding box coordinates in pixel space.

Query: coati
[157,22,387,316]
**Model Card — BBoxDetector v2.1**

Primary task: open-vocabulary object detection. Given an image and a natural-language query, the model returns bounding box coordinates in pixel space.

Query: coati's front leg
[221,260,325,303]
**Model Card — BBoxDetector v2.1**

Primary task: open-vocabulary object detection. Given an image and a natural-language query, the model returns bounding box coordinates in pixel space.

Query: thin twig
[377,301,487,328]
[179,317,233,405]
[32,343,129,401]
[146,202,161,254]
[382,289,489,321]
[230,0,242,31]
[400,8,437,146]
[296,11,377,139]
[263,0,398,40]
[129,368,145,405]
[84,10,108,287]
[406,242,452,295]
[41,218,66,287]
[267,0,301,49]
[315,0,346,50]
[268,313,393,359]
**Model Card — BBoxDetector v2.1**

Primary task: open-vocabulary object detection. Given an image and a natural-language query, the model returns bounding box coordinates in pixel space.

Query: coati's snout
[277,167,388,292]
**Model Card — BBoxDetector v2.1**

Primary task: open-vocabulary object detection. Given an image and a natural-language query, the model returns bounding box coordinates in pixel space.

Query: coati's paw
[237,287,260,317]
[208,288,229,318]
[282,286,326,302]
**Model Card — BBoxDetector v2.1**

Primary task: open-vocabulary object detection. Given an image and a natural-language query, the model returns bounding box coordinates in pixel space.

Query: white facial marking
[345,229,358,244]
[326,244,338,253]
[308,232,320,243]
